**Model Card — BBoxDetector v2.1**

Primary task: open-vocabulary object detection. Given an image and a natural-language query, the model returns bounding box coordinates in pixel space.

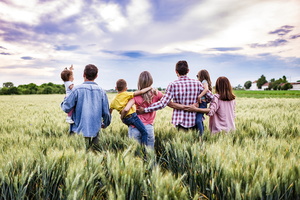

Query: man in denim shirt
[61,64,111,151]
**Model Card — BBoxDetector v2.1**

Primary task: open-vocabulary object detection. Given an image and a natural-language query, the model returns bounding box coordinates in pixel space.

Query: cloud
[0,52,11,55]
[102,50,146,58]
[0,0,299,88]
[269,25,294,36]
[290,34,300,39]
[54,44,80,51]
[208,47,243,52]
[21,56,34,60]
[250,39,288,48]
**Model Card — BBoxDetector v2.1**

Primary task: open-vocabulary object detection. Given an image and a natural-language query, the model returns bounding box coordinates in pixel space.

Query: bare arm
[69,84,74,90]
[198,82,208,102]
[168,101,186,110]
[184,104,210,113]
[133,86,152,96]
[121,98,135,119]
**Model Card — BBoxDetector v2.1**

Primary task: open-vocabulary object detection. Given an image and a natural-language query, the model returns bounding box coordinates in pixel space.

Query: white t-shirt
[64,81,74,97]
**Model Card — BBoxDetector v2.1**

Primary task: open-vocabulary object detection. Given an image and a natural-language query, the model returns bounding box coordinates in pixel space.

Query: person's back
[208,94,235,134]
[170,76,206,128]
[134,90,163,125]
[69,82,110,136]
[144,61,214,129]
[207,77,236,134]
[61,64,111,151]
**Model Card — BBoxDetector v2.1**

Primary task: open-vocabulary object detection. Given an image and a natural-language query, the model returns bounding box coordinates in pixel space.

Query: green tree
[281,83,293,90]
[244,81,252,89]
[257,75,267,89]
[3,82,14,88]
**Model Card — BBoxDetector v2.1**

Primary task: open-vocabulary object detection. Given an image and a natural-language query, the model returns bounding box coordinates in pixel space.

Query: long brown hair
[197,69,212,91]
[138,71,156,104]
[215,76,235,101]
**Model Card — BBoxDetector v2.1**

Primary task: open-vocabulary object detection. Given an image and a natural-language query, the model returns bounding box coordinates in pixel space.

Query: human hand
[183,103,198,112]
[136,107,145,115]
[198,96,202,103]
[69,65,74,70]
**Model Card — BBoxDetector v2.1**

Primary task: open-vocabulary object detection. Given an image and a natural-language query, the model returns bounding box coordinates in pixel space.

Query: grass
[0,94,299,199]
[234,90,300,98]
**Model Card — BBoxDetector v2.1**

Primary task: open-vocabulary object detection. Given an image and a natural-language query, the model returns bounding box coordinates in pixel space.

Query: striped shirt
[145,76,214,128]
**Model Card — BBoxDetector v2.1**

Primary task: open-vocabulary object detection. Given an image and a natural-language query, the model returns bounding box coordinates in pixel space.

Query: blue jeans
[122,112,148,145]
[196,101,207,136]
[128,124,155,148]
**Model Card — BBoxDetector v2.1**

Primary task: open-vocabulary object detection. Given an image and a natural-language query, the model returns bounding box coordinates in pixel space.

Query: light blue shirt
[61,81,111,137]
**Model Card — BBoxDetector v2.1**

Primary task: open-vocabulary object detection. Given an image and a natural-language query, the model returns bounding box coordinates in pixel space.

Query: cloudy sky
[0,0,299,89]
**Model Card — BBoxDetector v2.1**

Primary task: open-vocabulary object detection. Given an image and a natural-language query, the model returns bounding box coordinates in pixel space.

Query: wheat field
[0,94,299,199]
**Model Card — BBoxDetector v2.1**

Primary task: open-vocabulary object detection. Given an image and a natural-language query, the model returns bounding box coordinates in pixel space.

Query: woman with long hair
[121,71,163,148]
[186,76,236,134]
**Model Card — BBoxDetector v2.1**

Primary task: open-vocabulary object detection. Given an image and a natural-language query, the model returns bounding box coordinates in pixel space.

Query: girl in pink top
[122,71,163,148]
[186,76,236,134]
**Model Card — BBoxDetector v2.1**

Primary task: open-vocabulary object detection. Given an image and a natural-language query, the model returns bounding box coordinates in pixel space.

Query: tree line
[244,75,296,90]
[0,82,65,95]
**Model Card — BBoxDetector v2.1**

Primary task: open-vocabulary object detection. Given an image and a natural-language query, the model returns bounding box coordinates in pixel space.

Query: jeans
[128,124,155,148]
[196,101,207,136]
[122,112,148,145]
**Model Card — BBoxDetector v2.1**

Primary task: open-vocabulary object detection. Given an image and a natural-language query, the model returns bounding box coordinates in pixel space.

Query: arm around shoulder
[133,86,152,96]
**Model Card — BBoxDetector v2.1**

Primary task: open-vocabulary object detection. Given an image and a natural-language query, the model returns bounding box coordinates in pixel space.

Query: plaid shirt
[145,76,214,128]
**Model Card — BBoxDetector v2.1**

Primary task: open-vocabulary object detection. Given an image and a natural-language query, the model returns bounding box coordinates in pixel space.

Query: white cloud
[156,0,300,57]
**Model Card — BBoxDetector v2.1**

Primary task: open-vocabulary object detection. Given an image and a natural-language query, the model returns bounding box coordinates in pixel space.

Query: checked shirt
[145,76,214,128]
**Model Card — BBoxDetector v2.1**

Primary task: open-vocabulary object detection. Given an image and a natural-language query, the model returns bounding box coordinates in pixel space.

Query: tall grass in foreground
[0,95,299,199]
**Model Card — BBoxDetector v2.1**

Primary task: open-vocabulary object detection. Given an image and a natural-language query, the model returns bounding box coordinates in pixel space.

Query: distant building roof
[262,82,269,87]
[291,82,300,85]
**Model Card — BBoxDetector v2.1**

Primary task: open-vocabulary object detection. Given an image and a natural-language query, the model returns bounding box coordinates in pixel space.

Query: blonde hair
[138,71,157,104]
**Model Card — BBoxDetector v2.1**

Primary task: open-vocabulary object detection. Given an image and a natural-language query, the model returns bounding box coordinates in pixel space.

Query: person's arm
[69,84,74,90]
[61,90,76,113]
[102,92,111,128]
[133,86,152,96]
[143,84,174,113]
[183,103,210,113]
[197,82,208,103]
[168,101,186,110]
[121,98,135,119]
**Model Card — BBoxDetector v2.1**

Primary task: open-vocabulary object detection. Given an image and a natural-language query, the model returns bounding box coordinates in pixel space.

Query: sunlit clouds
[0,0,299,89]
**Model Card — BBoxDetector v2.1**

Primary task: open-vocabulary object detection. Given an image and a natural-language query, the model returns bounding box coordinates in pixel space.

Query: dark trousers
[176,124,197,132]
[85,135,99,152]
[122,112,148,145]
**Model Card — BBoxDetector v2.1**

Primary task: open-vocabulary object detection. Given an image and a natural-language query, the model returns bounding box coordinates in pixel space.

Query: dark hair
[61,68,73,82]
[175,60,189,75]
[215,76,235,101]
[116,79,127,91]
[197,69,212,91]
[84,64,98,80]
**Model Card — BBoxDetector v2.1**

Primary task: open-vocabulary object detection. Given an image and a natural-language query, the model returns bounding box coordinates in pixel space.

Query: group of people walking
[60,61,236,151]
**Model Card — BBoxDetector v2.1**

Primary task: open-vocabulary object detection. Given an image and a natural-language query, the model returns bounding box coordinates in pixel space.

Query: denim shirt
[61,81,111,137]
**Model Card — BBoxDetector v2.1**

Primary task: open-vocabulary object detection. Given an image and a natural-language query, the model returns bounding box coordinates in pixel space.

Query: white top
[201,79,208,100]
[64,81,74,96]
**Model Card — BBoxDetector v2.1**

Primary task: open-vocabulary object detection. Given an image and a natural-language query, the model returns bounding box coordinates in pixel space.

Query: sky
[0,0,300,90]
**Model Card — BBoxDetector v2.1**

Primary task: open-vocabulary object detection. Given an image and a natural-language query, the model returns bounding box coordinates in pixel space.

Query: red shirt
[145,76,214,128]
[134,91,163,125]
